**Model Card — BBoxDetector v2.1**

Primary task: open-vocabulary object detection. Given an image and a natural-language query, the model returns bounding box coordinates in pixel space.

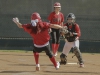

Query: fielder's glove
[63,31,76,42]
[64,32,77,42]
[60,26,69,35]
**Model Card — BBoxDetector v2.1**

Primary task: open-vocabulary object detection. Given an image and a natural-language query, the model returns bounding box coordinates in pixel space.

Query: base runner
[12,12,62,71]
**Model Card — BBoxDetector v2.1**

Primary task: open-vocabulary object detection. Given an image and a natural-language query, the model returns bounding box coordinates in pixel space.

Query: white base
[67,63,78,65]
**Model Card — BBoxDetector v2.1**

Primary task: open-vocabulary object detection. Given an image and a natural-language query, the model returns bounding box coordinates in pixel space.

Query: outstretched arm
[50,24,63,29]
[12,17,23,28]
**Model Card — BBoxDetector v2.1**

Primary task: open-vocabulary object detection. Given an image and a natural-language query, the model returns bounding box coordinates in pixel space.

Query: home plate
[67,62,78,65]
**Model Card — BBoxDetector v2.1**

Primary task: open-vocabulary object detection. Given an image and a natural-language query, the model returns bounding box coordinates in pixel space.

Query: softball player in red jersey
[12,12,62,71]
[48,2,64,56]
[60,13,84,67]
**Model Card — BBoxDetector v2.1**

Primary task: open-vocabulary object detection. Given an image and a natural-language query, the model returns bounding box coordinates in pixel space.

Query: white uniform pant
[62,39,79,56]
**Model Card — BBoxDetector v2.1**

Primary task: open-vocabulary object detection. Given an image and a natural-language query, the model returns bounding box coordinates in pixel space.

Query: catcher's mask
[66,13,75,25]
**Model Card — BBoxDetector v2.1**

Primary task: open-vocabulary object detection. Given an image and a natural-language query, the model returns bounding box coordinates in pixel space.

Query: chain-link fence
[0,0,100,52]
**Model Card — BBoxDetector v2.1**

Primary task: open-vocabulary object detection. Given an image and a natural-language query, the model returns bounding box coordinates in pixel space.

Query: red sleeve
[22,24,32,33]
[48,13,52,22]
[43,22,50,29]
[75,24,81,37]
[61,13,64,22]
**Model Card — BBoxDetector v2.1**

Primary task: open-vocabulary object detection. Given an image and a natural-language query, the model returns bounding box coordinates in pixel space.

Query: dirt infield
[0,51,100,75]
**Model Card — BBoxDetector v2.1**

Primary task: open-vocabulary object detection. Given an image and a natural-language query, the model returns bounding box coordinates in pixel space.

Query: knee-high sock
[50,56,57,67]
[52,44,56,54]
[33,52,39,64]
[55,44,59,52]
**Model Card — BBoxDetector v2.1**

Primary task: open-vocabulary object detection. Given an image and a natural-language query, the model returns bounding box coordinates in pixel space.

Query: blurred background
[0,0,100,52]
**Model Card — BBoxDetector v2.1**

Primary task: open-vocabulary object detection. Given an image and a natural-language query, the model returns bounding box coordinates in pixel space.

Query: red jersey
[48,12,64,25]
[22,22,50,45]
[64,23,81,37]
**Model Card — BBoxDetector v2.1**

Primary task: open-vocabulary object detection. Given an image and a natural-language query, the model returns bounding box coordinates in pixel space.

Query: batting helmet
[31,12,41,26]
[66,13,75,20]
[31,12,41,20]
[54,2,61,7]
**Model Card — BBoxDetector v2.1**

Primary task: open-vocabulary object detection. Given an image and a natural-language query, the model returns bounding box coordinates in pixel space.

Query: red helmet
[31,12,42,27]
[31,12,41,20]
[54,2,61,7]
